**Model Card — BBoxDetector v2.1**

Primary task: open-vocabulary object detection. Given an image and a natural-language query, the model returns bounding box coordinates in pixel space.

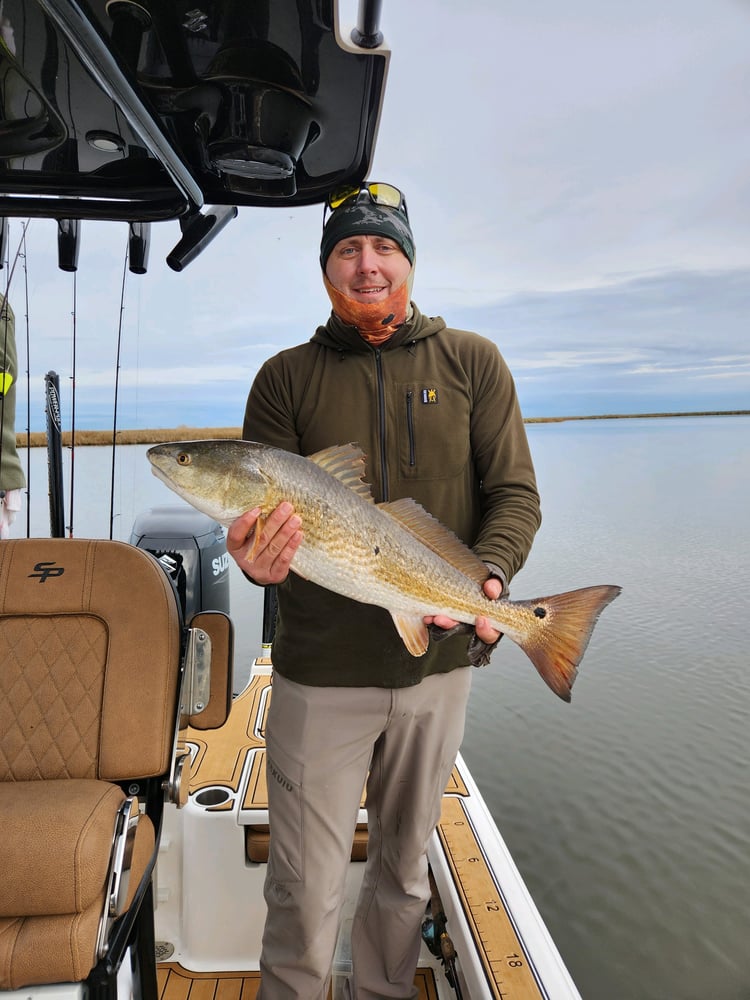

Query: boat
[0,2,582,997]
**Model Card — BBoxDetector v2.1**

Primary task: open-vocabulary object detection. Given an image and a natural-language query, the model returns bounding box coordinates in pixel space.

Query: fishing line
[68,269,77,537]
[109,239,129,539]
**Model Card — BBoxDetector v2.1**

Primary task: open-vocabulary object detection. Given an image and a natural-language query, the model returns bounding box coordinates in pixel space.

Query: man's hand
[226,501,303,585]
[423,575,503,644]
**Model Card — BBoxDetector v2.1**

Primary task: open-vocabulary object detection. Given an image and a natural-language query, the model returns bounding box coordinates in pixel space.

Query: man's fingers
[227,507,260,549]
[482,576,503,601]
[475,617,501,644]
[426,614,459,630]
[252,503,301,560]
[426,575,503,643]
[226,502,303,585]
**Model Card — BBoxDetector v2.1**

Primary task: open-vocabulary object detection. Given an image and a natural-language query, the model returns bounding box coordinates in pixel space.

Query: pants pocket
[266,749,304,883]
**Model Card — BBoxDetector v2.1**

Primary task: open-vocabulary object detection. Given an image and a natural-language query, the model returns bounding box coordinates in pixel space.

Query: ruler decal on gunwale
[437,796,547,1000]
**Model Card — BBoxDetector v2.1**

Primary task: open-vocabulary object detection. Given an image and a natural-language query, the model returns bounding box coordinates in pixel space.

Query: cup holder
[194,787,232,807]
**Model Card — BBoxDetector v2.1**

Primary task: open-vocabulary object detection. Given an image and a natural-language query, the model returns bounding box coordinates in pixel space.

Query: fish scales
[148,439,621,701]
[188,442,512,627]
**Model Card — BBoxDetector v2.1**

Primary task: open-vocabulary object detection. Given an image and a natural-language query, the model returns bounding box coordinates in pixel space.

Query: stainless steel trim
[181,627,212,718]
[96,796,140,959]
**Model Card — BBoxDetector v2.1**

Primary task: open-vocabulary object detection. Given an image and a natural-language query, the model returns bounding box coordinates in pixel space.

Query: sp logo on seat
[29,561,65,583]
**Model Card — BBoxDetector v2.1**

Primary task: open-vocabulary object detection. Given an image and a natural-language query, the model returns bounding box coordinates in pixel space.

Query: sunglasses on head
[323,182,409,224]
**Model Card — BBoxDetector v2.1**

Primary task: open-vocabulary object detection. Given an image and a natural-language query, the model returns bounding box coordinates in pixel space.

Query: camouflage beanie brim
[320,200,415,269]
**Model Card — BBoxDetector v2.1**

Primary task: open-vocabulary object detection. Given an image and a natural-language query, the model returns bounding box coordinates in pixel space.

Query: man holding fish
[229,183,542,999]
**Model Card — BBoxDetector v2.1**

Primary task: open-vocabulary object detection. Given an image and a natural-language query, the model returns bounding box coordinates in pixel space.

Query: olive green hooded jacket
[242,305,541,688]
[1,297,25,492]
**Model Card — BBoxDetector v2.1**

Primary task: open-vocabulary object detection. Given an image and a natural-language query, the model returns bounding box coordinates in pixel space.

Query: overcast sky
[8,0,750,429]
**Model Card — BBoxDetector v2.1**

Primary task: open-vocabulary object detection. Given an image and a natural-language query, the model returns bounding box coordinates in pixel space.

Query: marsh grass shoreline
[17,410,749,447]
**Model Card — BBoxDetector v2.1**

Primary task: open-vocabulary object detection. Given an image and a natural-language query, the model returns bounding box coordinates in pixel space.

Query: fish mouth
[148,461,169,485]
[148,459,180,494]
[146,446,177,484]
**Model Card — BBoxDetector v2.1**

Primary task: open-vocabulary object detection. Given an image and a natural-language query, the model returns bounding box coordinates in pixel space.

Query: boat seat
[0,538,231,994]
[245,822,369,864]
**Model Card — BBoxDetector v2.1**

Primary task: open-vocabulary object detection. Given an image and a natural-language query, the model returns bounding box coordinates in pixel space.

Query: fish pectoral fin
[391,613,430,657]
[246,515,266,563]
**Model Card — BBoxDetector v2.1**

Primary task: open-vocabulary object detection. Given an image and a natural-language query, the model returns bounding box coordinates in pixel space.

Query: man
[0,295,25,539]
[227,183,541,999]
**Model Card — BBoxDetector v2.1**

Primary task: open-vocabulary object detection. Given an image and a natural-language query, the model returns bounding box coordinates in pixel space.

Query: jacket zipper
[406,390,416,466]
[374,349,389,499]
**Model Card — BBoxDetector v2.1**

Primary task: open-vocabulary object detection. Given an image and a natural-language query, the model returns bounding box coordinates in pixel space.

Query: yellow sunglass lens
[367,183,402,208]
[328,185,360,210]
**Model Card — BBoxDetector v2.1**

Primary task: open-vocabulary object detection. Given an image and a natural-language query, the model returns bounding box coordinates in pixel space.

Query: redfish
[148,439,620,700]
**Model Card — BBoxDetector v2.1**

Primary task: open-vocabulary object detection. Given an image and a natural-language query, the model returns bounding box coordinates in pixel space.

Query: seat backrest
[0,538,182,783]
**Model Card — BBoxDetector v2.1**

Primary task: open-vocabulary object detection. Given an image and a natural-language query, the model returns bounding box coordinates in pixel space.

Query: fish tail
[511,584,621,701]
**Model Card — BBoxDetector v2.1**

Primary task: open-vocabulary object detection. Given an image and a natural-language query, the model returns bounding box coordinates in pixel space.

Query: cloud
[6,0,750,427]
[434,267,750,415]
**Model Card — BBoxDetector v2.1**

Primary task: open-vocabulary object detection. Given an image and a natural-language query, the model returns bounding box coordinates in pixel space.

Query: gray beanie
[320,199,415,269]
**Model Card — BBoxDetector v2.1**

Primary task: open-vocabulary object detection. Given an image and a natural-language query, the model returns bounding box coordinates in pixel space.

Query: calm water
[16,415,750,1000]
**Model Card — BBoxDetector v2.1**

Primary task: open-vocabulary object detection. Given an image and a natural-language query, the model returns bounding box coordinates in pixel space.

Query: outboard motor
[130,505,230,620]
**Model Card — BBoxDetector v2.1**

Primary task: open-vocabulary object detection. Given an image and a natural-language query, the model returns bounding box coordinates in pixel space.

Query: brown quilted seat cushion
[0,538,181,781]
[0,780,155,988]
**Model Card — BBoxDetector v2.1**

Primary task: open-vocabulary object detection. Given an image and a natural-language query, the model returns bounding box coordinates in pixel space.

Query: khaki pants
[258,668,472,1000]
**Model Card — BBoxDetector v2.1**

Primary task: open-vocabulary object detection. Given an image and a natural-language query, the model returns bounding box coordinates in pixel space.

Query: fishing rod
[67,270,77,537]
[423,867,465,999]
[22,226,31,536]
[109,238,129,539]
[262,585,278,656]
[44,371,65,537]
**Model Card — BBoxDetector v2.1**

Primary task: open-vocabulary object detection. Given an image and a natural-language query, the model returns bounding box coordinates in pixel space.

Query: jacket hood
[311,303,446,354]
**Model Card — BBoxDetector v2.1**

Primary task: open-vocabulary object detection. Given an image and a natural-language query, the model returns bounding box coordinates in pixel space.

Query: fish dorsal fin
[380,498,489,585]
[307,443,375,502]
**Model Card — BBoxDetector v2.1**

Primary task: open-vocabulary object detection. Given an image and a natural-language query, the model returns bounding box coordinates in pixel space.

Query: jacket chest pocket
[397,382,471,480]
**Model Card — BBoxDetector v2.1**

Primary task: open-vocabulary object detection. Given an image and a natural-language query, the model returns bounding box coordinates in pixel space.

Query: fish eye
[177,452,191,466]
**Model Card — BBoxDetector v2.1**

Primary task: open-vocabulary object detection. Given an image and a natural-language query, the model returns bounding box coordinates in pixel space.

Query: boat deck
[158,963,439,1000]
